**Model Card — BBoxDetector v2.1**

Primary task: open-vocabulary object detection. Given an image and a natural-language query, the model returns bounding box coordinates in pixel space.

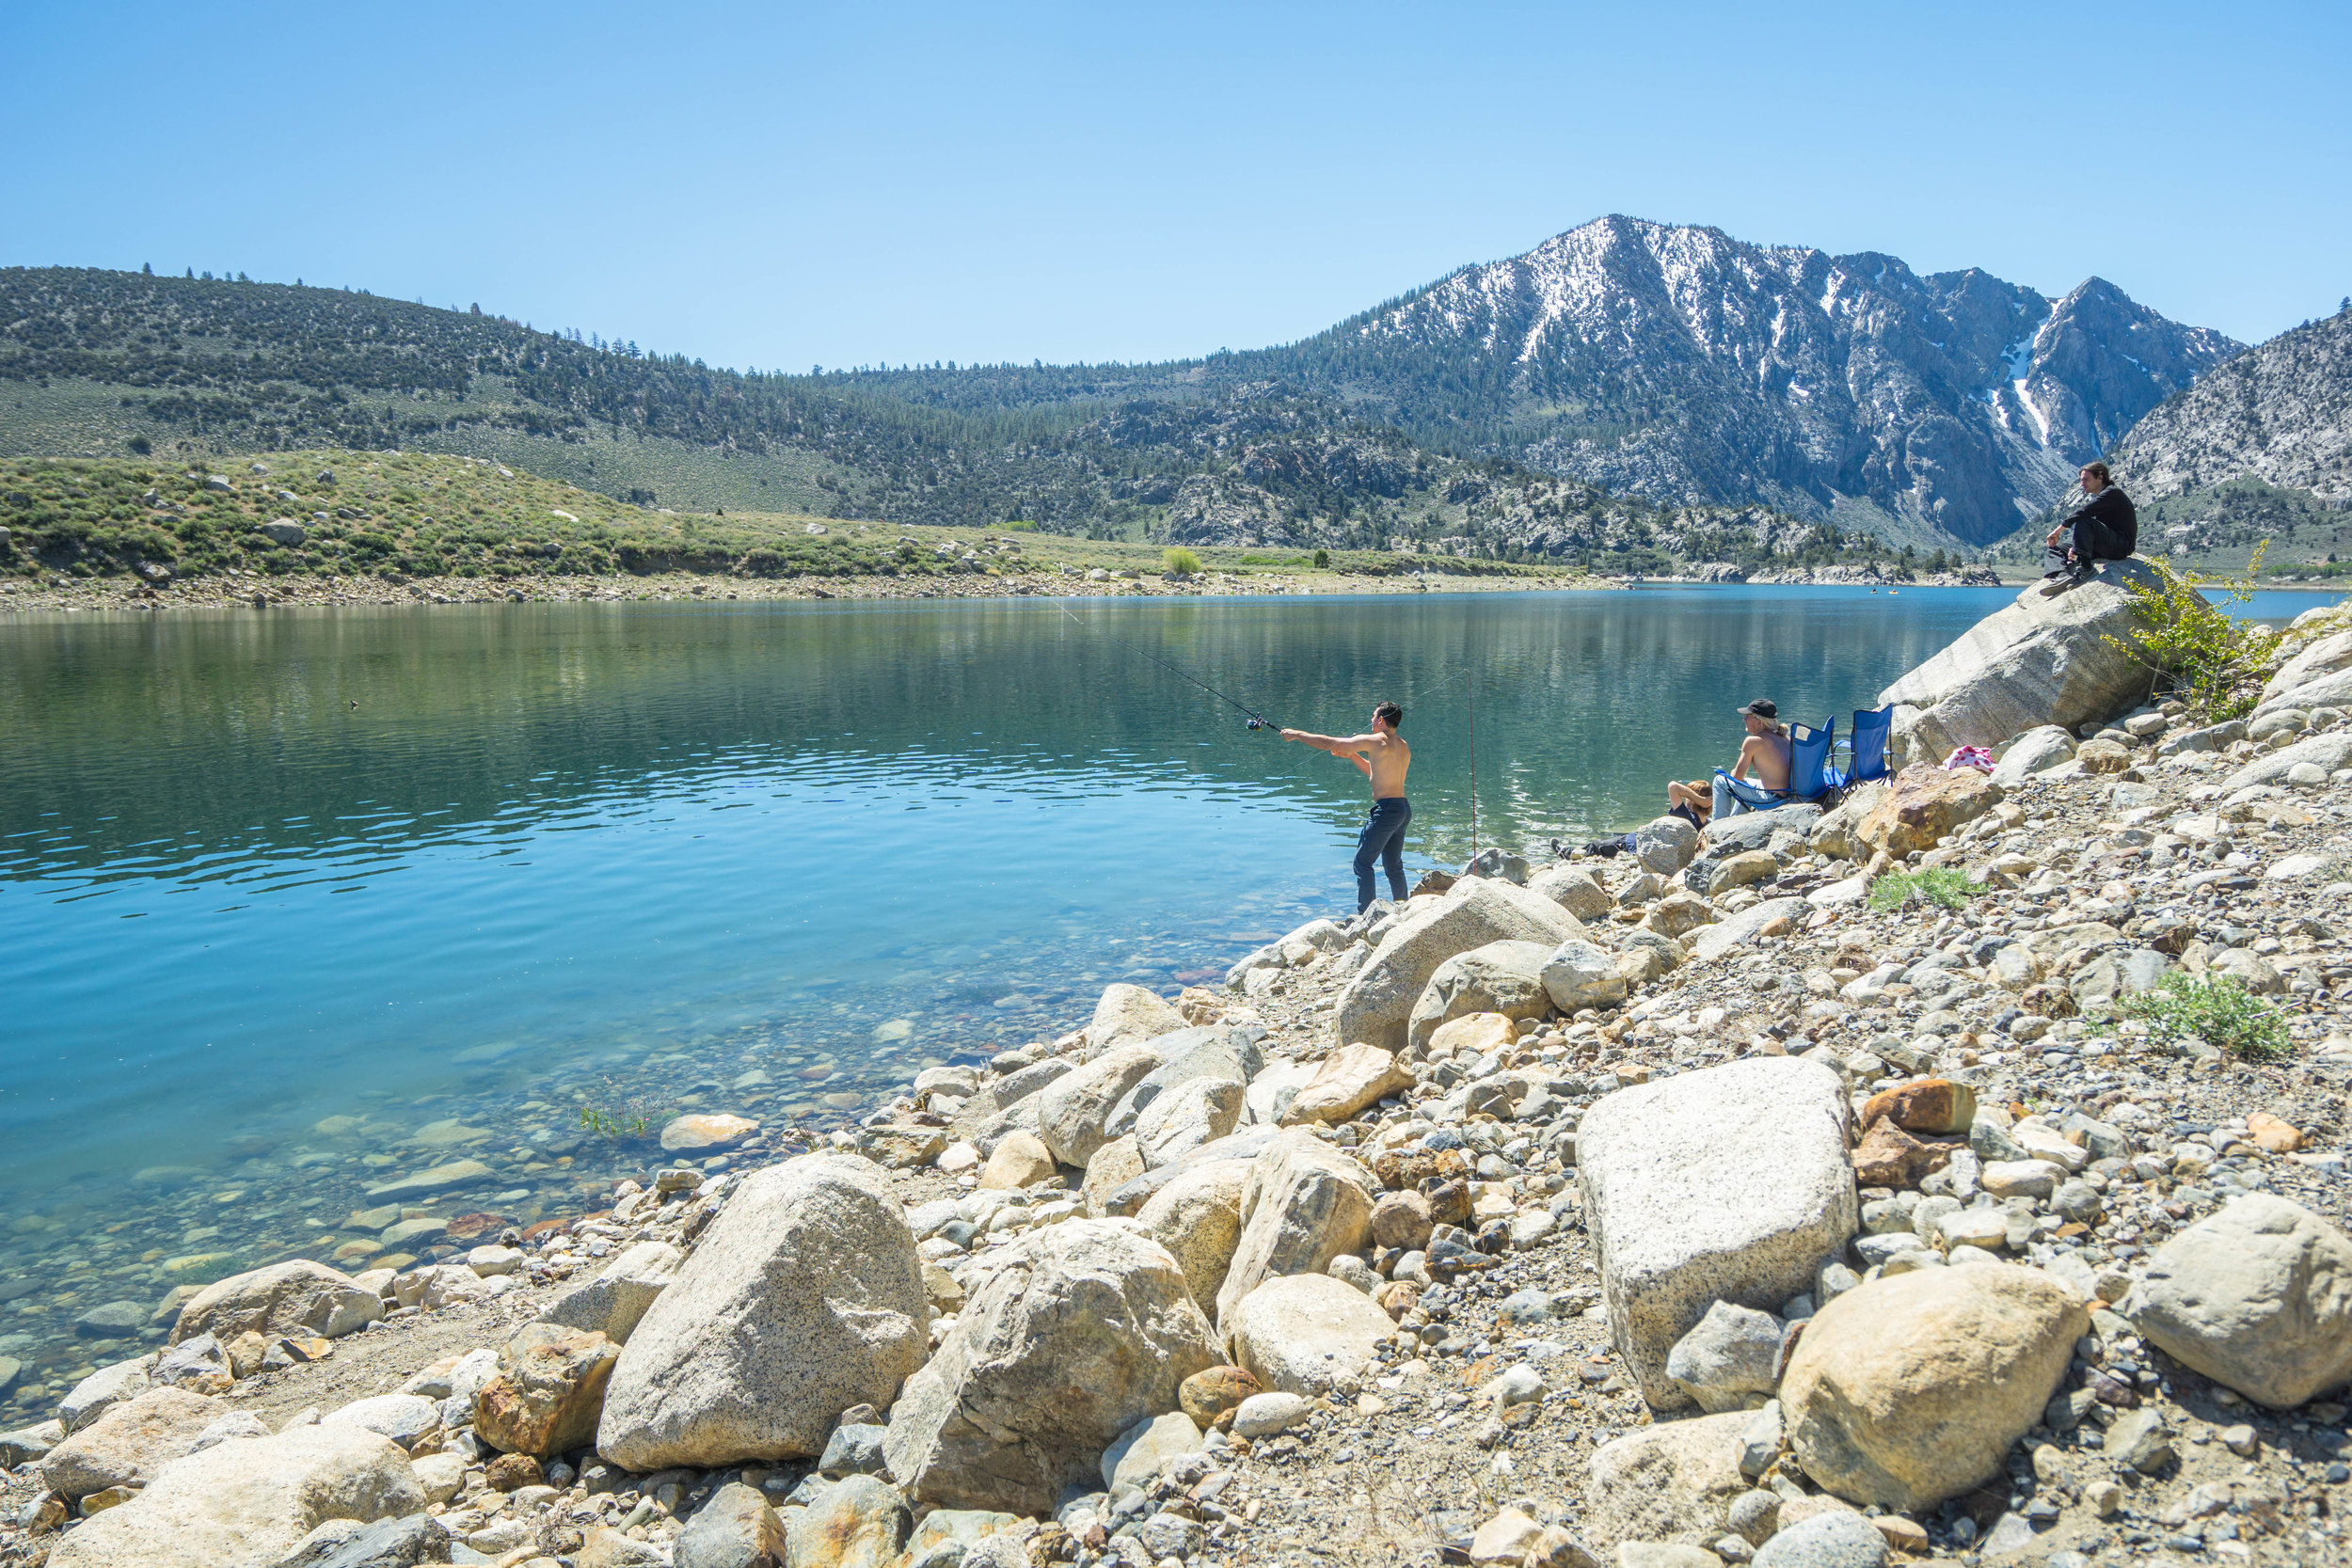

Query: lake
[0,582,2333,1413]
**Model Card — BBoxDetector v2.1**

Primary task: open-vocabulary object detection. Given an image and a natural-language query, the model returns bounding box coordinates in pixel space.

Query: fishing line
[1055,602,1280,731]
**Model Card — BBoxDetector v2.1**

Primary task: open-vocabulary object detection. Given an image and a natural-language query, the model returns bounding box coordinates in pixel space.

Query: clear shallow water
[0,583,2334,1410]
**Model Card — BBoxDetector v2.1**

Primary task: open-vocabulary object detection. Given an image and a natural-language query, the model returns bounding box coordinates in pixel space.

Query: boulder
[320,1393,439,1451]
[1664,1301,1786,1414]
[1852,766,2002,861]
[977,1131,1059,1190]
[1989,725,2078,787]
[170,1260,381,1346]
[1541,940,1627,1011]
[1098,1129,1284,1218]
[1640,891,1717,940]
[1280,1044,1411,1125]
[1331,879,1583,1055]
[58,1357,158,1435]
[1213,1132,1376,1327]
[1632,816,1700,873]
[1858,1080,1975,1136]
[1780,1265,2087,1512]
[536,1240,682,1345]
[786,1475,909,1568]
[2263,627,2352,702]
[474,1324,618,1457]
[271,1513,450,1568]
[38,1387,220,1499]
[1427,1012,1518,1057]
[1181,1366,1262,1429]
[1751,1512,1887,1568]
[1686,898,1809,964]
[1225,1273,1395,1395]
[596,1155,927,1469]
[1082,1136,1147,1216]
[1371,1190,1436,1252]
[675,1481,789,1568]
[660,1114,758,1154]
[1876,562,2173,765]
[2222,731,2352,790]
[2124,1195,2352,1408]
[1085,984,1186,1059]
[1703,802,1824,858]
[1577,1058,1856,1408]
[1104,1026,1263,1138]
[1134,1077,1245,1167]
[1100,1409,1203,1492]
[44,1423,421,1568]
[1405,941,1555,1055]
[1527,865,1612,923]
[882,1221,1221,1514]
[1036,1044,1163,1167]
[1116,1152,1243,1307]
[1583,1412,1754,1552]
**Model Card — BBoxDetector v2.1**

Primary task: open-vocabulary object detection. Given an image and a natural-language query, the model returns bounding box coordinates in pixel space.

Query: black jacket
[2061,484,2137,557]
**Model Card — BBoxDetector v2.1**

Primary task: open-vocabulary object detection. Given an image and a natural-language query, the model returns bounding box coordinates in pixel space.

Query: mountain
[1235,216,2241,545]
[0,219,2242,555]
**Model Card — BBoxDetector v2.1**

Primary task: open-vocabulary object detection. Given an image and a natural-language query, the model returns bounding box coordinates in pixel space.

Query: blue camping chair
[1714,718,1836,813]
[1829,705,1893,788]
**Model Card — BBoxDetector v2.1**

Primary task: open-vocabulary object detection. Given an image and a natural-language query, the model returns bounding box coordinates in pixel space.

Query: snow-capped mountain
[1318,216,2241,544]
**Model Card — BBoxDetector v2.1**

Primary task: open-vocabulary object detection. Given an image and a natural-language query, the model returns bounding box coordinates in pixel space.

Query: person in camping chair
[1711,699,1792,820]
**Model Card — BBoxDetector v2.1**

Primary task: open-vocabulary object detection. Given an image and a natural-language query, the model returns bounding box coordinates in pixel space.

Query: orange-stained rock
[1851,1121,1952,1189]
[1854,766,2003,860]
[1179,1366,1260,1431]
[1860,1079,1978,1137]
[2247,1112,2304,1153]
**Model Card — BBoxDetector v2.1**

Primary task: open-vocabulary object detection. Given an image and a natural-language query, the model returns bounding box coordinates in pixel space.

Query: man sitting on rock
[1711,699,1792,820]
[2041,461,2137,594]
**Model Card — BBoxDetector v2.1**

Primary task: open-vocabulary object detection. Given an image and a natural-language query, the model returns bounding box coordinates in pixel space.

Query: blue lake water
[0,583,2334,1411]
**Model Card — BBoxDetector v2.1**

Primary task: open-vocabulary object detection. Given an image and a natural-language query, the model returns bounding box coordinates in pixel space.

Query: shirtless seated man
[1711,698,1792,819]
[1282,702,1412,912]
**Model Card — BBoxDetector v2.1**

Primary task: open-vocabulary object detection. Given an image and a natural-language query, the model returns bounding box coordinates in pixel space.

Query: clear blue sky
[6,2,2346,372]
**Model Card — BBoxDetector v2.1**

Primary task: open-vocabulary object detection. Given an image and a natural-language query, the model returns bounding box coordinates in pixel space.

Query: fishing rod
[1055,602,1282,732]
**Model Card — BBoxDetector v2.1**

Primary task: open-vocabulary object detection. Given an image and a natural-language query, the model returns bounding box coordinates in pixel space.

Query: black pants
[2043,513,2132,577]
[1354,798,1411,911]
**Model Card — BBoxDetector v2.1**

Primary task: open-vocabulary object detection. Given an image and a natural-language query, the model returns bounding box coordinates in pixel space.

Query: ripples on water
[0,585,2333,1416]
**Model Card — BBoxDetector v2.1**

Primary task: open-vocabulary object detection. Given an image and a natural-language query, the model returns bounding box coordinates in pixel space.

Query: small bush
[2124,970,2290,1060]
[2105,544,2285,723]
[1164,546,1203,575]
[1313,547,1331,567]
[1003,518,1039,531]
[1867,865,1978,911]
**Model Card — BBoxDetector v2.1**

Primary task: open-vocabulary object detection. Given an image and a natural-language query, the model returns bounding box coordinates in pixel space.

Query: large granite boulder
[1781,1266,2086,1512]
[1404,941,1555,1056]
[2125,1195,2352,1409]
[37,1387,220,1499]
[1224,1274,1395,1396]
[1583,1412,1754,1552]
[1332,879,1583,1055]
[475,1324,619,1457]
[535,1240,682,1345]
[1279,1044,1411,1126]
[1213,1132,1376,1328]
[1104,1026,1262,1140]
[2223,732,2352,790]
[597,1155,927,1468]
[1877,562,2175,766]
[1989,725,2078,787]
[882,1221,1221,1514]
[1852,766,2002,862]
[46,1424,421,1568]
[169,1260,381,1346]
[1036,1044,1163,1167]
[1084,984,1186,1060]
[1527,865,1611,923]
[1133,1159,1251,1313]
[1576,1058,1856,1408]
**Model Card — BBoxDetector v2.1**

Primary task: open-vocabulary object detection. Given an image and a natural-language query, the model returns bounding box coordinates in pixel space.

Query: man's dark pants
[1354,798,1412,911]
[2044,513,2132,577]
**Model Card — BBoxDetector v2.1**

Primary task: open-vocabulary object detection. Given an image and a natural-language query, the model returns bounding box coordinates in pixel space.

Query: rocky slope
[7,596,2350,1568]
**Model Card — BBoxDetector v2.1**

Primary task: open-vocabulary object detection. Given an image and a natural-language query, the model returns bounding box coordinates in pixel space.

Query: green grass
[1164,546,1204,575]
[2124,971,2291,1060]
[1867,865,1979,911]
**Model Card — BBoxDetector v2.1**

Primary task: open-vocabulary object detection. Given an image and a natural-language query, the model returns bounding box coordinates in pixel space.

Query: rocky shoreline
[8,578,2352,1568]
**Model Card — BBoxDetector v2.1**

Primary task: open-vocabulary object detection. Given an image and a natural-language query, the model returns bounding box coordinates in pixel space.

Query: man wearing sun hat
[1710,698,1793,821]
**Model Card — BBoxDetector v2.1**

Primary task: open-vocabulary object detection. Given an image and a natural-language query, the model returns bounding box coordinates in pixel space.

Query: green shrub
[2124,971,2290,1060]
[1003,518,1039,531]
[2105,544,2285,723]
[1867,865,1978,911]
[1313,547,1330,568]
[1164,546,1203,575]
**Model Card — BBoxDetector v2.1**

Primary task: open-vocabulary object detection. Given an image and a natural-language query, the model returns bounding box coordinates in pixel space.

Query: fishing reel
[1247,719,1265,731]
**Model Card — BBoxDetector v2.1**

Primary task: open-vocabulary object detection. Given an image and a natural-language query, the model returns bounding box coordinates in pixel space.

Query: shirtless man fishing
[1282,703,1412,912]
